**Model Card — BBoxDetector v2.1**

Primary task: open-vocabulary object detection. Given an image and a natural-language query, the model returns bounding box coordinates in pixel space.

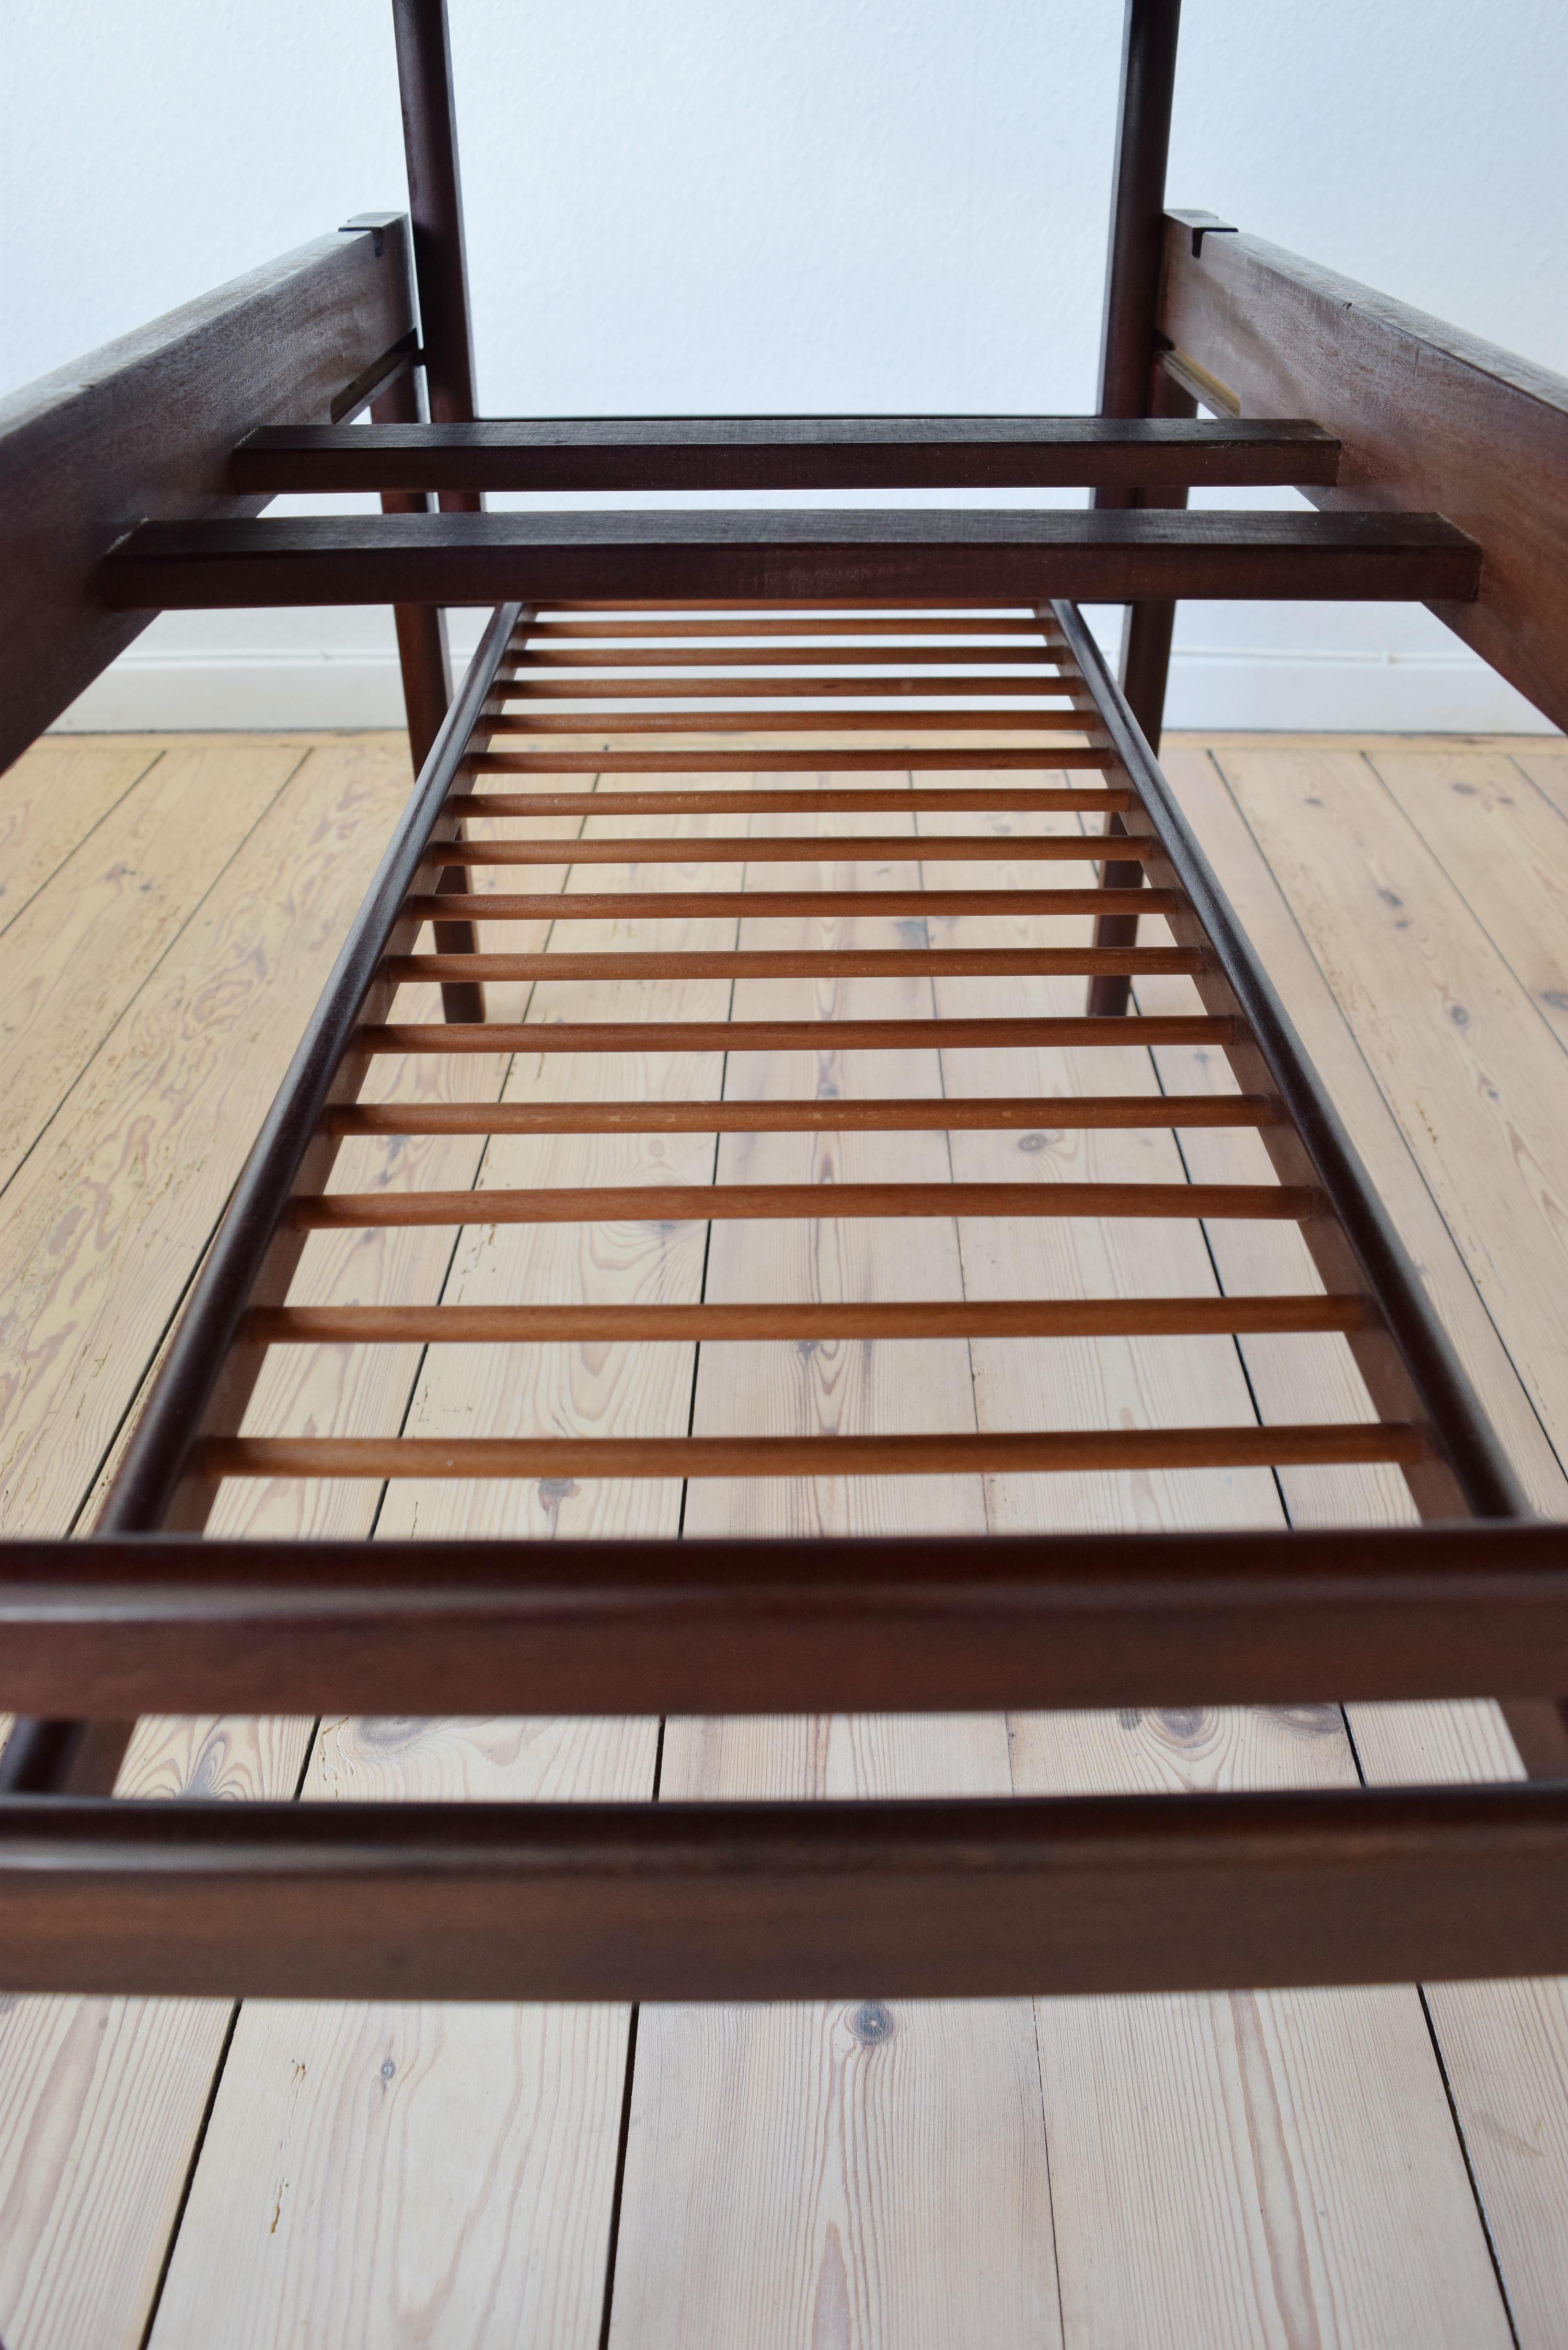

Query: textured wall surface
[6,0,1565,729]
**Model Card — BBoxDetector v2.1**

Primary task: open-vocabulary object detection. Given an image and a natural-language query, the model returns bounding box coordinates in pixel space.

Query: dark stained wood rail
[230,412,1343,493]
[287,1179,1316,1228]
[247,1295,1364,1342]
[0,1524,1562,1721]
[1158,206,1568,732]
[355,1013,1241,1053]
[383,948,1206,981]
[400,885,1178,920]
[5,0,1564,2024]
[99,505,1481,609]
[326,1093,1286,1136]
[199,1423,1422,1482]
[3,1785,1567,2002]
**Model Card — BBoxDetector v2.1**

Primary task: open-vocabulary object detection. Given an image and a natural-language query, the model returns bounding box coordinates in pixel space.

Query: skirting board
[48,641,1558,735]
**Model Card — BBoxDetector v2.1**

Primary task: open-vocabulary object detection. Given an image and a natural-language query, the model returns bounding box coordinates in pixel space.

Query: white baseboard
[48,640,1561,736]
[1160,647,1557,733]
[51,650,425,733]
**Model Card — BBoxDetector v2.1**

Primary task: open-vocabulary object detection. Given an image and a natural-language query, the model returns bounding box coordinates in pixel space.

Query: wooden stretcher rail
[3,1785,1566,2000]
[289,1179,1312,1228]
[517,616,1069,638]
[445,786,1133,814]
[1054,597,1527,1523]
[356,1015,1239,1052]
[246,1295,1363,1342]
[0,1526,1560,1721]
[86,598,525,1554]
[468,747,1121,771]
[201,1424,1422,1481]
[384,948,1206,982]
[326,1094,1285,1135]
[433,833,1148,863]
[230,412,1343,493]
[98,505,1482,609]
[401,885,1172,919]
[290,1179,1311,1230]
[497,645,1077,666]
[489,675,1086,699]
[482,709,1100,733]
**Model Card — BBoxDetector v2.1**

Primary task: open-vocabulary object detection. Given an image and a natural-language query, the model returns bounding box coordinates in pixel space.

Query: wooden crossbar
[383,948,1205,982]
[431,834,1149,864]
[247,1296,1364,1342]
[467,746,1120,770]
[326,1095,1286,1136]
[446,786,1133,814]
[400,886,1174,919]
[200,1425,1423,1480]
[288,1180,1314,1229]
[357,1015,1240,1053]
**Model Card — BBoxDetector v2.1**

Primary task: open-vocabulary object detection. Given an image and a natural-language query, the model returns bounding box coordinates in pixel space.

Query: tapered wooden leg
[1086,370,1196,1016]
[372,368,484,1022]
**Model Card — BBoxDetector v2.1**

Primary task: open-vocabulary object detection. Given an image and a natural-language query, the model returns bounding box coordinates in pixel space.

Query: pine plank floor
[1,724,1566,2346]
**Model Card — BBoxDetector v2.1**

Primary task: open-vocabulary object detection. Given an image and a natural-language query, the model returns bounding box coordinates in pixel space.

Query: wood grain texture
[1214,742,1568,1474]
[610,810,1058,2350]
[0,221,414,771]
[234,413,1341,495]
[0,742,302,1190]
[0,739,160,938]
[0,740,412,1535]
[148,1718,655,2350]
[937,801,1512,2346]
[1156,744,1568,1509]
[0,1714,313,2350]
[100,505,1481,613]
[1157,213,1568,729]
[0,740,481,2350]
[1367,745,1568,1055]
[1152,742,1568,2346]
[149,797,709,2346]
[7,722,1562,2348]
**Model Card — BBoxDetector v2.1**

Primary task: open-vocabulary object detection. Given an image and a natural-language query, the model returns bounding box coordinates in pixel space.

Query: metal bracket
[339,210,406,259]
[1166,208,1240,260]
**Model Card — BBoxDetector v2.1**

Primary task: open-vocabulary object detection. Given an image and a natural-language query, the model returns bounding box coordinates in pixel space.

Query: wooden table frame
[2,0,1566,1999]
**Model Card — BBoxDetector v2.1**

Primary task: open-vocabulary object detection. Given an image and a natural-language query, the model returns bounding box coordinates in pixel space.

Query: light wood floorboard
[3,729,1566,2346]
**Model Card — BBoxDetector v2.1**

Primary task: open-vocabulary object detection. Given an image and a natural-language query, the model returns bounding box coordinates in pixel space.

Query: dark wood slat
[100,507,1481,610]
[0,220,416,772]
[433,834,1149,865]
[5,1785,1566,2001]
[201,1425,1420,1480]
[469,747,1119,772]
[384,948,1204,982]
[231,414,1342,494]
[499,644,1075,667]
[248,1296,1361,1344]
[521,617,1062,639]
[0,1524,1562,1722]
[327,1095,1283,1137]
[535,600,1059,612]
[289,1179,1311,1229]
[491,674,1083,699]
[446,787,1133,815]
[1159,208,1568,730]
[359,1013,1235,1052]
[483,708,1098,734]
[402,886,1174,920]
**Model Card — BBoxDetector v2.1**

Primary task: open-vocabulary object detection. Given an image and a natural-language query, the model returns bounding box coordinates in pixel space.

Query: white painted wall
[6,1,1564,733]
